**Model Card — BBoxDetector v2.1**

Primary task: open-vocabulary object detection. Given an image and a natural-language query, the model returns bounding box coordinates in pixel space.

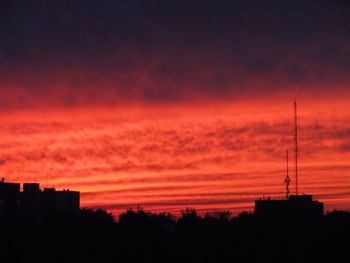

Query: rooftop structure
[255,195,324,219]
[254,102,324,219]
[0,179,80,219]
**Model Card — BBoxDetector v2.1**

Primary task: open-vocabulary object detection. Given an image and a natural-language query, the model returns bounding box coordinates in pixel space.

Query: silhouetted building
[254,102,324,220]
[23,183,40,193]
[0,179,80,219]
[254,194,324,219]
[0,178,20,215]
[42,187,80,212]
[21,183,42,217]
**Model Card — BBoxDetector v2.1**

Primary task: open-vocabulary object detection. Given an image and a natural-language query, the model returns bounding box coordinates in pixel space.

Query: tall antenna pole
[294,100,299,195]
[284,150,290,199]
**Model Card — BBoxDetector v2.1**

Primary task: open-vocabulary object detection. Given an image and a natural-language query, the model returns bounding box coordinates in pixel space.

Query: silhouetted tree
[3,206,350,263]
[79,208,114,224]
[119,206,151,226]
[234,211,254,223]
[204,211,232,222]
[119,206,175,230]
[325,209,350,221]
[178,208,200,222]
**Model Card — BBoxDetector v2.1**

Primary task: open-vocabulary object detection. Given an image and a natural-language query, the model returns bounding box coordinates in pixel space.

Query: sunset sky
[1,0,350,215]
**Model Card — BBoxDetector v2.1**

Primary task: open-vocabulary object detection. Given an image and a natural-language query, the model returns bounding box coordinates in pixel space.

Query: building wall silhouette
[254,194,324,219]
[0,179,80,218]
[0,180,20,215]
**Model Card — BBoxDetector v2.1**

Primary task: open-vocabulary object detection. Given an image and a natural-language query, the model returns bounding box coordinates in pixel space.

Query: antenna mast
[284,150,290,199]
[294,100,299,195]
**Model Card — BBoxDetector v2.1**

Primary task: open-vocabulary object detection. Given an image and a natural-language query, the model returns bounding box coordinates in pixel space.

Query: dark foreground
[1,208,350,263]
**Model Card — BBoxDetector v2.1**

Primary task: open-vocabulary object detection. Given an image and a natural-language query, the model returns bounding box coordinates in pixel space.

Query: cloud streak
[0,103,350,215]
[0,1,349,215]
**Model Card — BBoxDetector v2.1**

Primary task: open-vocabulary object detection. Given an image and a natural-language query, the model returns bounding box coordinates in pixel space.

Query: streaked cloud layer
[1,102,350,215]
[0,1,349,215]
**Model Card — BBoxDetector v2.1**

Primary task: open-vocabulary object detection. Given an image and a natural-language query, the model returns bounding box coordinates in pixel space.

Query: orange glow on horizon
[1,98,350,216]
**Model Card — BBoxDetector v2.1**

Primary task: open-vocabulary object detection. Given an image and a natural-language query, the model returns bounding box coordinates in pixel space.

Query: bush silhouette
[1,207,350,263]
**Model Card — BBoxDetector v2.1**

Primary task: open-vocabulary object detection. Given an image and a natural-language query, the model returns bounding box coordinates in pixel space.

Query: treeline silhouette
[1,207,350,263]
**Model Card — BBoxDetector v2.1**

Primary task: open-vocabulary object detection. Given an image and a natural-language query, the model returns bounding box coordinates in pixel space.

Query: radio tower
[284,150,291,199]
[294,100,299,195]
